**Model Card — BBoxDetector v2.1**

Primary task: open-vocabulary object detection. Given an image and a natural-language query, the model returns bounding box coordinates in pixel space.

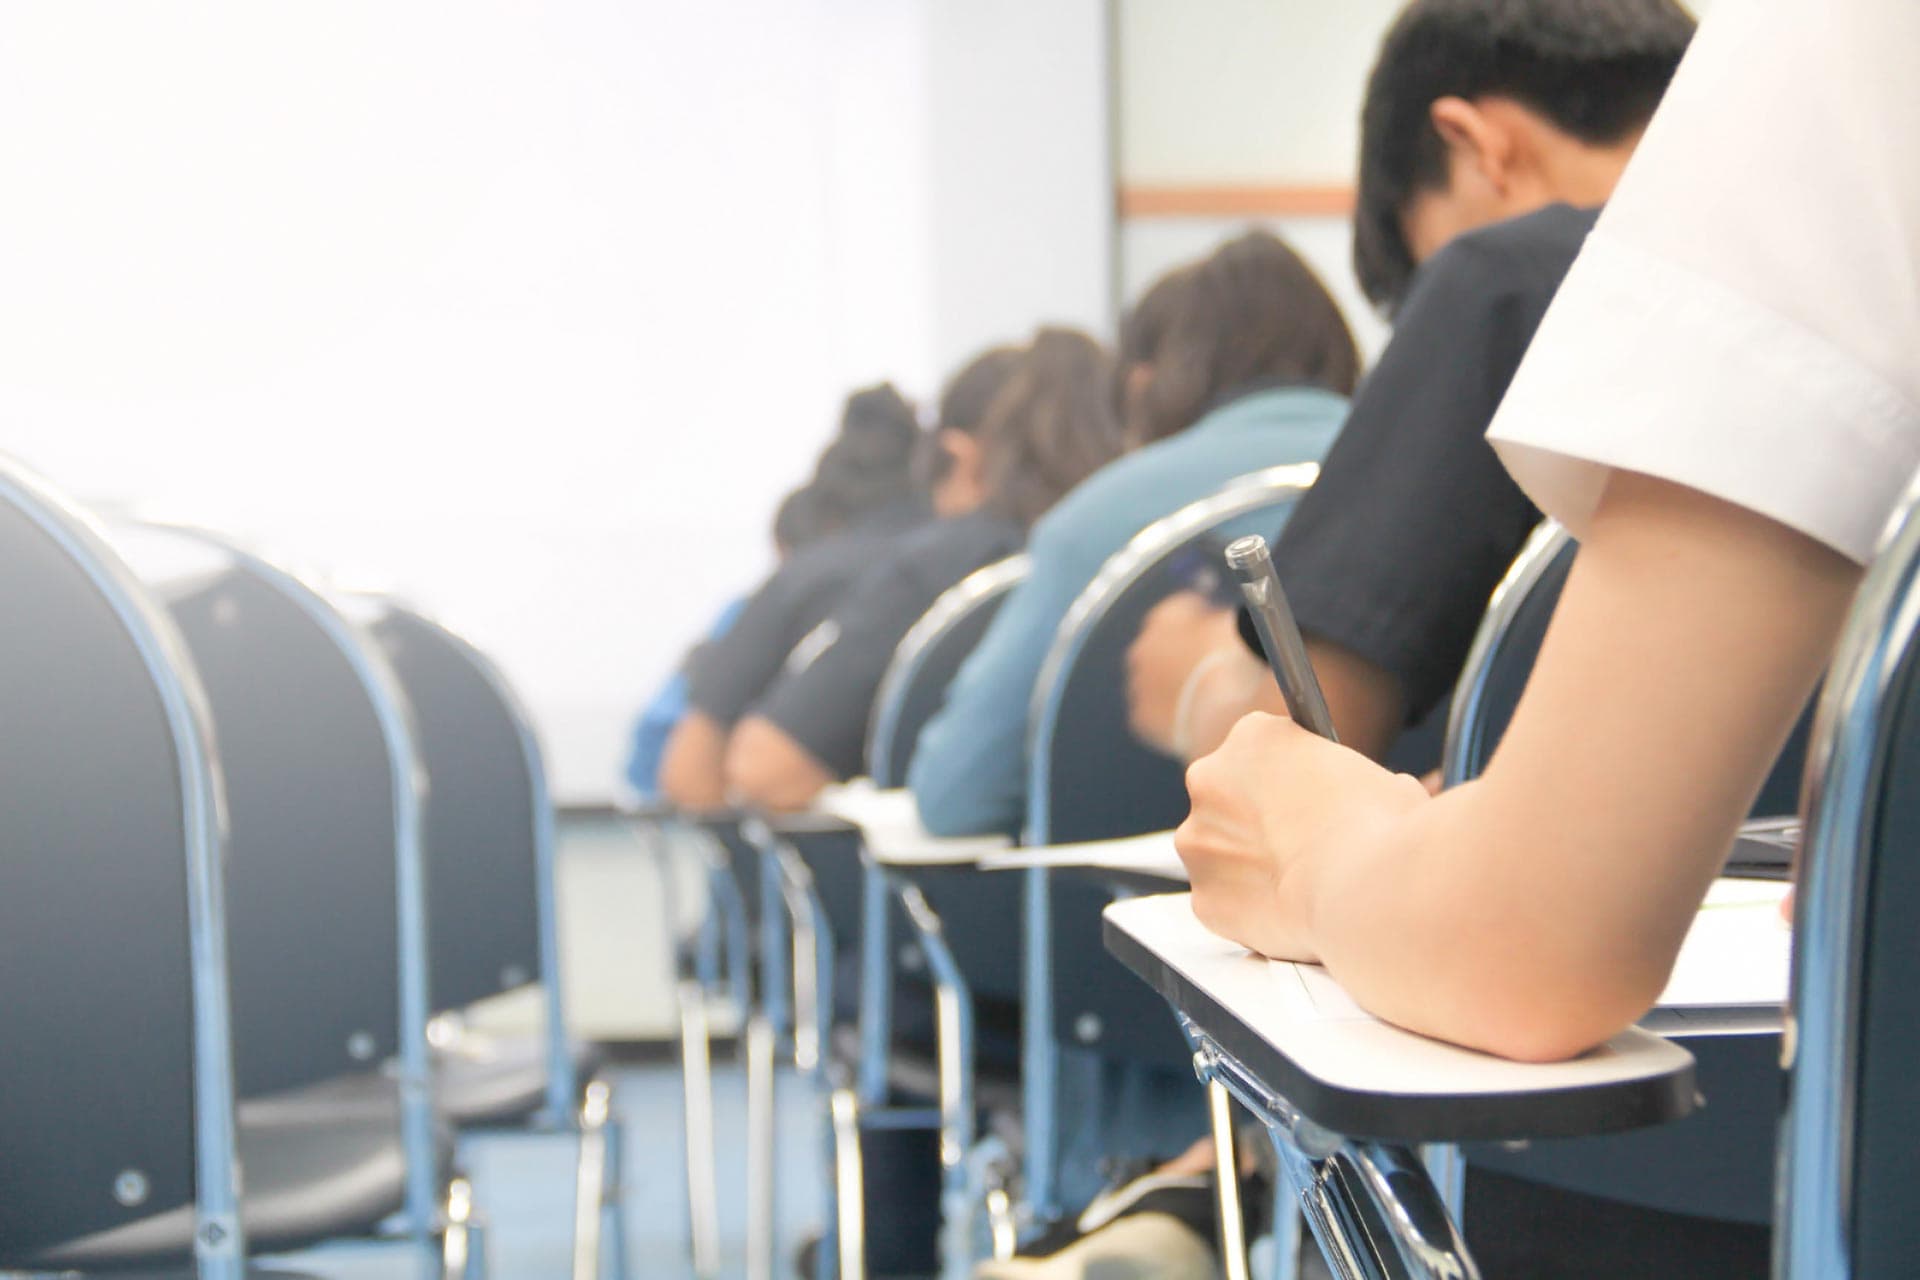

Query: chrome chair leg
[1424,1143,1467,1223]
[677,978,723,1279]
[746,1011,779,1280]
[442,1177,486,1280]
[830,1087,869,1280]
[1209,1081,1253,1280]
[1269,1174,1303,1280]
[601,1107,632,1280]
[894,882,976,1280]
[572,1079,613,1280]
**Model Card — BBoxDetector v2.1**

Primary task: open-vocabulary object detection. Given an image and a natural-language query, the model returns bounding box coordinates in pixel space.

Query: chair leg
[678,979,723,1278]
[1268,1173,1303,1280]
[601,1105,632,1280]
[572,1079,613,1280]
[442,1176,486,1280]
[746,1011,779,1280]
[829,1087,868,1280]
[1208,1081,1253,1280]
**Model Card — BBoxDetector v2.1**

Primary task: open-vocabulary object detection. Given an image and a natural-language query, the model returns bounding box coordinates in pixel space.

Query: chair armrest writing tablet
[764,811,864,839]
[978,830,1187,885]
[814,784,1012,867]
[1103,893,1699,1144]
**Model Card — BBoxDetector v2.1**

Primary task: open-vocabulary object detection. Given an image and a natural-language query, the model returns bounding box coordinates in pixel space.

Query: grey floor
[264,1059,826,1279]
[262,816,823,1279]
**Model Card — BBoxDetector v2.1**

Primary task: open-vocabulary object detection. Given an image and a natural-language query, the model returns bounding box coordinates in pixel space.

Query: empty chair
[111,525,467,1277]
[359,598,626,1276]
[0,461,305,1278]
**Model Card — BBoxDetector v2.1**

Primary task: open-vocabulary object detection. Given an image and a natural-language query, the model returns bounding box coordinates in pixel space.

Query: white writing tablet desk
[1103,884,1791,1279]
[814,782,1012,867]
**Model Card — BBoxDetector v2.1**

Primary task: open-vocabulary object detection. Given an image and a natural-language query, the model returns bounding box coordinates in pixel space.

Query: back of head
[1119,230,1359,447]
[771,484,829,556]
[917,344,1026,494]
[810,382,923,529]
[979,327,1125,530]
[1355,0,1695,312]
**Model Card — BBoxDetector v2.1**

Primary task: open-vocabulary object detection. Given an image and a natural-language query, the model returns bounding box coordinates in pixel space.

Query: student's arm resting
[726,716,835,813]
[659,710,731,811]
[1178,470,1858,1060]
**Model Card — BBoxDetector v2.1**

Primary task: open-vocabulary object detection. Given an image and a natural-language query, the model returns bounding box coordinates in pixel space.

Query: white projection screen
[0,2,1031,800]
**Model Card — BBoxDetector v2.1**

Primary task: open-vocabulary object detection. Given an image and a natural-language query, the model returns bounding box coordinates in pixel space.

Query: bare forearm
[659,711,730,811]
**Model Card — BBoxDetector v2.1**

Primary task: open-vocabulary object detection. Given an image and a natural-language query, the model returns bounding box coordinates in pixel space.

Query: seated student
[1179,0,1913,1275]
[659,382,929,809]
[1128,0,1695,766]
[908,231,1360,836]
[624,485,827,800]
[726,328,1124,811]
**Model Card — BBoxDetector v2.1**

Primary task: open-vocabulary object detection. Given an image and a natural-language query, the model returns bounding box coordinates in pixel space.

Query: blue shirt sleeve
[907,517,1092,836]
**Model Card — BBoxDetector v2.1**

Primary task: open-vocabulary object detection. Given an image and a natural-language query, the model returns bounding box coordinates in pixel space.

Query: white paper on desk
[1271,879,1793,1023]
[1658,881,1791,1010]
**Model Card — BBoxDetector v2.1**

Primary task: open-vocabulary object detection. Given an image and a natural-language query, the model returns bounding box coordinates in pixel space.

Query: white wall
[0,1,1112,801]
[1113,0,1408,356]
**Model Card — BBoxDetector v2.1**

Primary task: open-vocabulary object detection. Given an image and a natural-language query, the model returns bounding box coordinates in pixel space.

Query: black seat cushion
[31,1105,410,1267]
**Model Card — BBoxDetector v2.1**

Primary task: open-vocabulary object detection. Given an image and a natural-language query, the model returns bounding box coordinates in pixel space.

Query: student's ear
[1429,96,1516,196]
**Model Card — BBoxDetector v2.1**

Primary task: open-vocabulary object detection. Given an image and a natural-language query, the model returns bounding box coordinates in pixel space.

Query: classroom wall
[1114,0,1404,358]
[0,0,1112,801]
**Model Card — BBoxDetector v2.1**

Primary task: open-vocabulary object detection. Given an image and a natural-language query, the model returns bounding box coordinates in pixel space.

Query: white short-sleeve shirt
[1486,0,1920,566]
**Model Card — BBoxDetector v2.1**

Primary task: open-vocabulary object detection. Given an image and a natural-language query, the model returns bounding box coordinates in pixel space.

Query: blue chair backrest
[1782,479,1920,1279]
[867,554,1029,789]
[367,604,547,1013]
[1445,523,1810,814]
[1027,466,1317,1061]
[0,474,239,1261]
[156,552,411,1098]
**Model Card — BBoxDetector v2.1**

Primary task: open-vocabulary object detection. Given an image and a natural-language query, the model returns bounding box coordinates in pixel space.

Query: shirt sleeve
[1487,0,1920,565]
[753,557,931,781]
[908,521,1086,837]
[1270,235,1548,722]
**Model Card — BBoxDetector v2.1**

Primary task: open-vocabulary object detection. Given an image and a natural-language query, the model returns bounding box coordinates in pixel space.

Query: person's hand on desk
[1176,711,1427,963]
[1126,591,1269,760]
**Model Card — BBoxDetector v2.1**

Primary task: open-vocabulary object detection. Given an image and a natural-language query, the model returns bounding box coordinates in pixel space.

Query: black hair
[1355,0,1695,312]
[771,484,827,554]
[808,382,923,527]
[1118,230,1359,446]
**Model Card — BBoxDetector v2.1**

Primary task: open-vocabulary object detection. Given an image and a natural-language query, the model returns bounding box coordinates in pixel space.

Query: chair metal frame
[1021,462,1319,1262]
[1777,476,1920,1278]
[151,529,446,1277]
[361,599,628,1280]
[0,466,250,1278]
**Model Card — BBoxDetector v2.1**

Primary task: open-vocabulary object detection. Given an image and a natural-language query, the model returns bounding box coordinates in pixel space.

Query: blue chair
[0,462,364,1278]
[754,555,1031,1280]
[116,525,459,1277]
[1020,465,1319,1258]
[1440,523,1809,1238]
[361,599,627,1278]
[1780,476,1920,1277]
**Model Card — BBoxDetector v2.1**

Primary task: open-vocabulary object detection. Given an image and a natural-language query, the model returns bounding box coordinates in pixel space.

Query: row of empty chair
[0,457,624,1279]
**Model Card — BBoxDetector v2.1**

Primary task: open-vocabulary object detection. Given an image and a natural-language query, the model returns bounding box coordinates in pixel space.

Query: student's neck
[1538,134,1640,209]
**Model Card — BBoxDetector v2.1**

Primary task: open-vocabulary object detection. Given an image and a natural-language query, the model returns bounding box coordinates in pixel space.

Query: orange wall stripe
[1118,183,1356,219]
